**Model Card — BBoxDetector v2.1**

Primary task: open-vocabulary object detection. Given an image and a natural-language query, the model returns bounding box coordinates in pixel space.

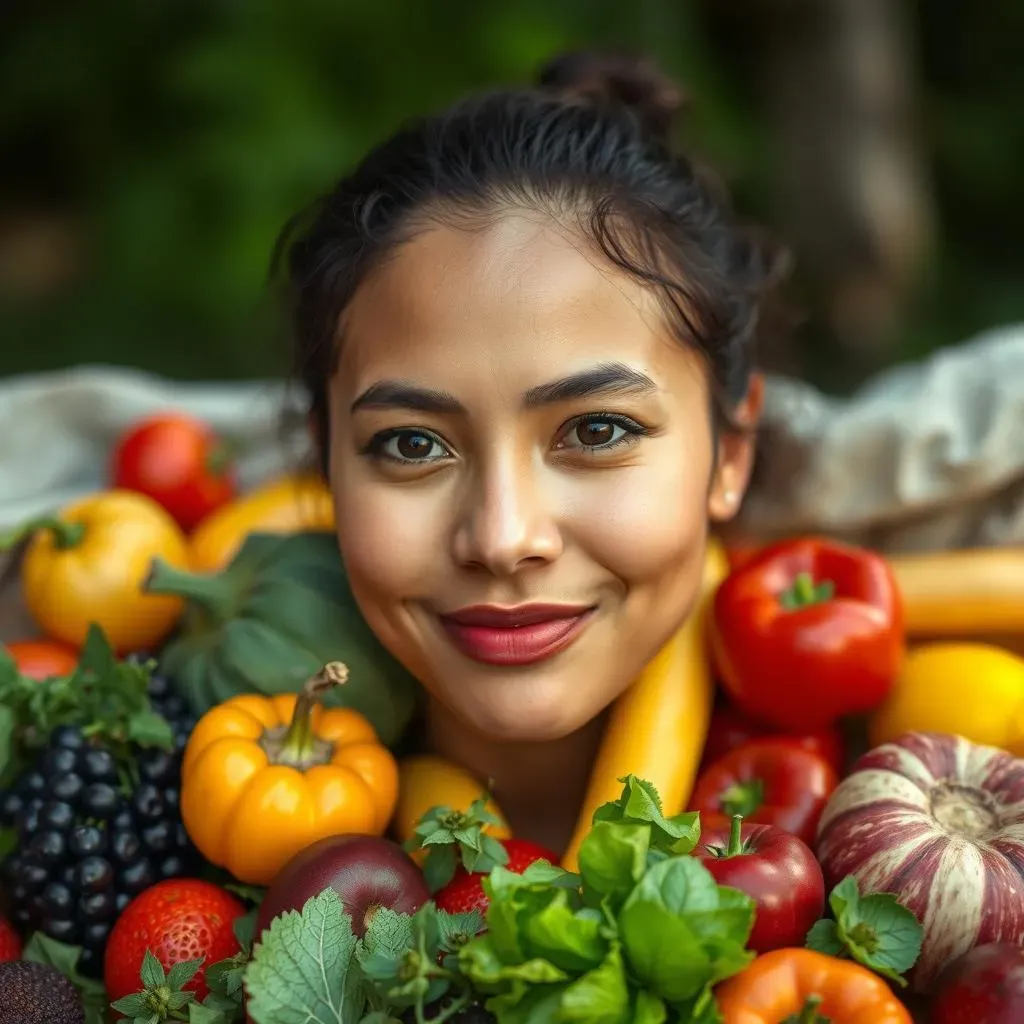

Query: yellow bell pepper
[188,472,335,573]
[869,642,1024,755]
[2,489,189,653]
[181,662,398,885]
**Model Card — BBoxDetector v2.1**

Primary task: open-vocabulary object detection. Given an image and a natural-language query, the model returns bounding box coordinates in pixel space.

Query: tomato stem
[278,662,349,764]
[720,778,764,819]
[0,516,86,552]
[143,557,235,620]
[779,572,835,610]
[205,438,237,477]
[726,813,743,856]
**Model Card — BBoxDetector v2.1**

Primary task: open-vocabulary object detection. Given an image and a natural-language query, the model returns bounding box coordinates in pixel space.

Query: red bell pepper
[709,536,905,731]
[695,814,825,953]
[701,703,846,776]
[690,737,838,846]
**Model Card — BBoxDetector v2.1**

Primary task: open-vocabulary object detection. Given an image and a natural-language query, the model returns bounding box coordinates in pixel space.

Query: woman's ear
[707,373,764,522]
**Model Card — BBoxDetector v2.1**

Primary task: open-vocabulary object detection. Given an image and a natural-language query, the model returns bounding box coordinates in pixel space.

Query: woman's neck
[425,699,608,856]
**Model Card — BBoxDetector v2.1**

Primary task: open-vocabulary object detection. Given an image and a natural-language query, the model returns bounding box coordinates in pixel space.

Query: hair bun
[536,50,687,143]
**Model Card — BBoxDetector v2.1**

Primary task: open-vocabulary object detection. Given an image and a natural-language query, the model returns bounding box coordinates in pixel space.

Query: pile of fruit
[2,410,1024,1023]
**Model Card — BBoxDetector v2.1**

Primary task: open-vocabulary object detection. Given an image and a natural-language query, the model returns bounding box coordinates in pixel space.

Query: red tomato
[4,639,79,680]
[111,413,237,530]
[105,879,245,1005]
[702,703,846,776]
[690,738,839,846]
[695,815,825,953]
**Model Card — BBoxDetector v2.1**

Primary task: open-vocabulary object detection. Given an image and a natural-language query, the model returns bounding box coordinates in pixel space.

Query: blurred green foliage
[1,1,1023,389]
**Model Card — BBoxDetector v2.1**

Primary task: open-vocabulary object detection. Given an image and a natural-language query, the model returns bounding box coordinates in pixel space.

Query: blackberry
[146,669,198,754]
[0,720,199,978]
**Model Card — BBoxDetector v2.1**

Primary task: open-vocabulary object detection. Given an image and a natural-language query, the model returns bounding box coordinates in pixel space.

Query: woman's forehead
[336,216,700,397]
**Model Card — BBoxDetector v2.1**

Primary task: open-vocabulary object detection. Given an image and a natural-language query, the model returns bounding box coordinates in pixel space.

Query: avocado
[0,961,84,1024]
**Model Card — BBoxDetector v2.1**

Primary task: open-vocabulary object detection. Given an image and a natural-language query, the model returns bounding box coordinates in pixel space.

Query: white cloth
[2,323,1023,553]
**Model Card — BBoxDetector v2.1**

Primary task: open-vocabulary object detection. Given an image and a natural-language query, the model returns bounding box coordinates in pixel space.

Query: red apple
[255,834,430,941]
[931,942,1024,1023]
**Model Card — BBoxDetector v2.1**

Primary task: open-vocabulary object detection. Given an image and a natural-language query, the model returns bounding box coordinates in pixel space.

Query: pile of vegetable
[2,409,1024,1022]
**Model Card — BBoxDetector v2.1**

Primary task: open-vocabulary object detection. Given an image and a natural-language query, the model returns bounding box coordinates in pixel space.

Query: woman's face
[328,212,755,742]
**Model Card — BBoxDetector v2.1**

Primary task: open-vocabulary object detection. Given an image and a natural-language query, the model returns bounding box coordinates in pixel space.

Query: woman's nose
[452,458,563,576]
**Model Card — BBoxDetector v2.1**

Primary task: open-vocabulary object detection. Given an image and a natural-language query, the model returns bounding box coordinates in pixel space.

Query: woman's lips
[439,605,595,666]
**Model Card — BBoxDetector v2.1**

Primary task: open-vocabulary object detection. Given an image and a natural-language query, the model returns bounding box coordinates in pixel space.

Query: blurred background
[1,0,1022,396]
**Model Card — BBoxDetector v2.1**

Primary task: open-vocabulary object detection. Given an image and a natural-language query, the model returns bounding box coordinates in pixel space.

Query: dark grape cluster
[0,674,198,977]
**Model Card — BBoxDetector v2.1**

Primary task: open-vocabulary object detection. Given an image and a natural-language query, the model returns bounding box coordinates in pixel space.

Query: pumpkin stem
[279,662,349,763]
[0,516,85,552]
[782,995,830,1024]
[143,557,235,620]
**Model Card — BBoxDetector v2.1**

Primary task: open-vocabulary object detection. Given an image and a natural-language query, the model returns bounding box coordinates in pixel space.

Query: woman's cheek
[566,456,710,587]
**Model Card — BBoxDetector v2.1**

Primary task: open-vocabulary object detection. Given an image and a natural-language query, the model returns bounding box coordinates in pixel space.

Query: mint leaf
[245,888,362,1024]
[189,1005,229,1024]
[591,775,700,854]
[830,876,923,986]
[127,709,175,748]
[805,918,844,957]
[362,906,414,961]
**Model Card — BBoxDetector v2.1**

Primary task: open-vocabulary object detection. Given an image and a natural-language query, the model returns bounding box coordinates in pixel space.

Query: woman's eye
[556,415,647,452]
[370,430,451,463]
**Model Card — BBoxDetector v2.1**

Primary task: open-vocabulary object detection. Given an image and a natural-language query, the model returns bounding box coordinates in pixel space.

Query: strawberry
[104,878,245,1007]
[434,837,559,916]
[0,915,21,962]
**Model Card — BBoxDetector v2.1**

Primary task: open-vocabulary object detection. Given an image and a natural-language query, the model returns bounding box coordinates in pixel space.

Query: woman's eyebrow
[350,362,657,414]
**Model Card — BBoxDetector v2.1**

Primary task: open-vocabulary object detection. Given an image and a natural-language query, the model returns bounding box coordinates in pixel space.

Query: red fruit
[695,815,825,954]
[930,943,1024,1023]
[256,835,430,941]
[104,879,245,1005]
[0,916,21,962]
[111,412,236,530]
[434,838,559,916]
[4,639,80,681]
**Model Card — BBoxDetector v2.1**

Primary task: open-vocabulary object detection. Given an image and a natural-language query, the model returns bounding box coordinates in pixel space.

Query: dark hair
[275,50,787,463]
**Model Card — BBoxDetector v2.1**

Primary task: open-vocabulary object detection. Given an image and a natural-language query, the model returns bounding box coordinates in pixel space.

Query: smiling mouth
[439,604,596,666]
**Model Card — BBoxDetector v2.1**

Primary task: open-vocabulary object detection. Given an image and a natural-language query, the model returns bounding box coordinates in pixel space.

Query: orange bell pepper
[716,948,912,1024]
[2,489,189,652]
[188,472,334,572]
[180,662,398,886]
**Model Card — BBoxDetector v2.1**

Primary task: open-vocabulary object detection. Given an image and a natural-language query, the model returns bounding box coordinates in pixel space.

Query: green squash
[145,530,421,747]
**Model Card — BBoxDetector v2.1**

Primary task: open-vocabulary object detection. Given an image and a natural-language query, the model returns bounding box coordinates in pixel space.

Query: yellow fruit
[869,642,1024,755]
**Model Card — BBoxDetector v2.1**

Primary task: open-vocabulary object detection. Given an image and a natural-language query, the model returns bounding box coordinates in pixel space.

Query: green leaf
[522,889,608,973]
[591,775,700,854]
[633,990,669,1024]
[127,709,175,748]
[0,826,17,861]
[421,844,458,893]
[224,883,266,907]
[459,933,569,988]
[826,875,924,985]
[618,898,711,1003]
[245,888,362,1024]
[618,858,754,1003]
[0,703,15,780]
[141,949,166,989]
[110,994,149,1018]
[189,1005,229,1024]
[167,957,206,991]
[805,918,845,957]
[577,820,650,908]
[77,622,118,678]
[559,942,631,1024]
[362,906,414,961]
